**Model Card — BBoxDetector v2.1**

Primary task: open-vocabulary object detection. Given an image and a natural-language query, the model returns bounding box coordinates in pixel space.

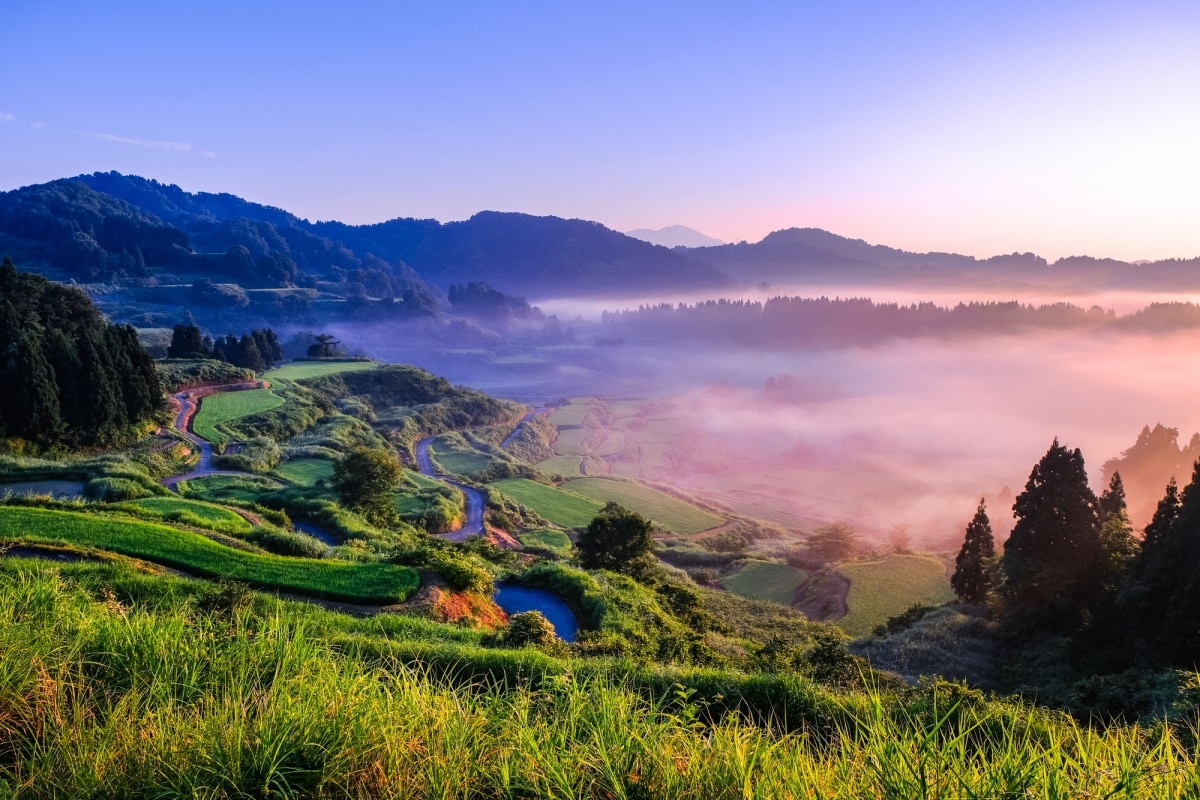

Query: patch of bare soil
[794,567,850,622]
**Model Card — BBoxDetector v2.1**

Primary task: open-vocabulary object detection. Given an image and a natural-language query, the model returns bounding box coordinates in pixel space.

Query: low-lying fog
[323,284,1200,549]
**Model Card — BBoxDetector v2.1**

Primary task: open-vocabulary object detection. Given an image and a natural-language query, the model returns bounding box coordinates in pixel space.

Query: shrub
[85,477,153,502]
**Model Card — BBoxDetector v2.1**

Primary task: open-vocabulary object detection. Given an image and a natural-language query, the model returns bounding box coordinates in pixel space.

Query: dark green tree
[1000,439,1101,634]
[577,502,655,576]
[307,333,345,359]
[167,323,208,359]
[951,498,996,604]
[331,446,404,527]
[12,334,62,446]
[1095,472,1138,598]
[251,328,284,366]
[1098,471,1127,523]
[236,334,266,372]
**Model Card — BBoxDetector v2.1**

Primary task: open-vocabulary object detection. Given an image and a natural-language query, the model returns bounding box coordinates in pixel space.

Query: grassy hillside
[563,478,723,534]
[264,360,379,381]
[0,506,418,603]
[491,478,604,528]
[0,558,1193,797]
[838,554,956,637]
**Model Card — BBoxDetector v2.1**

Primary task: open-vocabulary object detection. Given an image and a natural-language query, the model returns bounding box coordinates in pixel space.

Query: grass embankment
[264,360,378,381]
[1,560,1195,798]
[563,477,723,534]
[491,478,603,528]
[518,528,572,556]
[0,506,418,603]
[116,497,253,534]
[192,388,285,444]
[180,474,283,504]
[838,553,956,637]
[275,457,335,486]
[722,559,808,606]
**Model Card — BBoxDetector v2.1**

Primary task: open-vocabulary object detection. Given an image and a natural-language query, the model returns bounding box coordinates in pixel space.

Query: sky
[4,1,1200,261]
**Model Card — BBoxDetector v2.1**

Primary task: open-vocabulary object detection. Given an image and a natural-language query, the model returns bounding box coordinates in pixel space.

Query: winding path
[160,383,275,490]
[415,437,485,542]
[499,407,549,449]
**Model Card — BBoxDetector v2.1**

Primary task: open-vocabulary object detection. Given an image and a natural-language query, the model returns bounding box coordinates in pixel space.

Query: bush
[85,477,153,502]
[247,526,330,559]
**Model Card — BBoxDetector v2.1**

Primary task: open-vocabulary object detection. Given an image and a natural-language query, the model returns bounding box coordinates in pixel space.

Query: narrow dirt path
[415,436,485,541]
[160,382,281,490]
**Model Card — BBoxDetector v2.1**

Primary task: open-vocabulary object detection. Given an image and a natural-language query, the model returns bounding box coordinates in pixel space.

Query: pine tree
[14,334,62,446]
[1095,472,1137,598]
[951,498,995,604]
[1000,439,1101,634]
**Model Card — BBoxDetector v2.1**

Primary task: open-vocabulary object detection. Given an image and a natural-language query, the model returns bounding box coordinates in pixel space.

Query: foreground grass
[0,561,1197,798]
[564,477,724,534]
[0,506,418,603]
[193,388,285,443]
[839,553,956,637]
[722,559,808,606]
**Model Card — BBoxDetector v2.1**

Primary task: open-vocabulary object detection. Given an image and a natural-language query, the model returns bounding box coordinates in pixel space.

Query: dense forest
[0,259,162,448]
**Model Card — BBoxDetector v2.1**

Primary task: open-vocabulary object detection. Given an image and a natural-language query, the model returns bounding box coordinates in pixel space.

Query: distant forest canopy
[599,296,1200,347]
[0,259,162,449]
[0,173,726,301]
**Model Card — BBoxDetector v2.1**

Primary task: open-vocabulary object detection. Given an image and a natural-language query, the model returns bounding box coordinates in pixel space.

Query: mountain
[0,173,730,300]
[625,225,724,248]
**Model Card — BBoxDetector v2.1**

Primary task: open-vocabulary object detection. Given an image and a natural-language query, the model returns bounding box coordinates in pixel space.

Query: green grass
[263,360,379,381]
[275,457,335,486]
[0,506,418,603]
[405,469,445,491]
[193,388,285,443]
[535,455,584,477]
[838,553,956,637]
[518,528,573,554]
[562,478,723,535]
[180,474,282,504]
[116,497,253,534]
[491,478,604,528]
[721,559,808,606]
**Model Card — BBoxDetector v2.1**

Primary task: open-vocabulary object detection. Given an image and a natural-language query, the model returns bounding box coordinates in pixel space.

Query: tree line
[0,259,162,448]
[951,438,1200,672]
[166,324,283,372]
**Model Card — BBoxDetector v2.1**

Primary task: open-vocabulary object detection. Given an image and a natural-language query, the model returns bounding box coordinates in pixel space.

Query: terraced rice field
[490,478,604,528]
[562,478,723,535]
[0,506,418,603]
[837,554,955,637]
[593,431,626,457]
[117,497,252,534]
[552,428,596,457]
[535,456,585,477]
[192,388,284,443]
[518,528,572,554]
[430,443,492,477]
[179,474,282,504]
[275,458,336,485]
[606,461,642,480]
[548,403,591,427]
[263,361,379,381]
[721,560,808,606]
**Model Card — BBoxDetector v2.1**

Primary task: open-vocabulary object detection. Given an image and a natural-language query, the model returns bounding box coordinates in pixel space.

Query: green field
[263,360,378,381]
[518,528,572,554]
[491,478,604,528]
[117,497,253,534]
[179,474,282,504]
[430,442,492,477]
[193,388,285,443]
[405,469,445,491]
[562,478,723,535]
[535,455,585,477]
[552,427,595,457]
[837,554,956,637]
[721,560,808,606]
[0,506,418,603]
[275,458,335,485]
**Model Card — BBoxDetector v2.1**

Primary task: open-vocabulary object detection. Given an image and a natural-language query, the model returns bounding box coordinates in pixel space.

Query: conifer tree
[1095,472,1137,598]
[1000,439,1101,634]
[951,498,995,604]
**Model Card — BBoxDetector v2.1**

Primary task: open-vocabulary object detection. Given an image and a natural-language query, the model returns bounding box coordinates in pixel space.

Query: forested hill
[0,172,729,299]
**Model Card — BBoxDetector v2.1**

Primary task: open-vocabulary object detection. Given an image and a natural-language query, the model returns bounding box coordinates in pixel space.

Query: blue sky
[3,1,1200,260]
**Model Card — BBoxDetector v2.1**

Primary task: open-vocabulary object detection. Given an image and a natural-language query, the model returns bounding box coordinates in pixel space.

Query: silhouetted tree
[1000,439,1101,635]
[1096,472,1137,598]
[168,323,208,359]
[952,498,995,604]
[307,333,345,359]
[805,521,859,564]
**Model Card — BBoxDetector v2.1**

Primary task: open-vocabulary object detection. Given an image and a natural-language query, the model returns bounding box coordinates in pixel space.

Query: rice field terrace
[517,528,573,555]
[428,439,492,477]
[0,507,418,603]
[179,474,283,504]
[490,478,604,528]
[263,359,379,381]
[721,559,809,606]
[192,387,285,443]
[562,478,724,535]
[116,497,253,534]
[837,553,956,637]
[274,457,336,486]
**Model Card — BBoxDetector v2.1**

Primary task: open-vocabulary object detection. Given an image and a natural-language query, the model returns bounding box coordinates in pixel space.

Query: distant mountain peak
[625,225,725,249]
